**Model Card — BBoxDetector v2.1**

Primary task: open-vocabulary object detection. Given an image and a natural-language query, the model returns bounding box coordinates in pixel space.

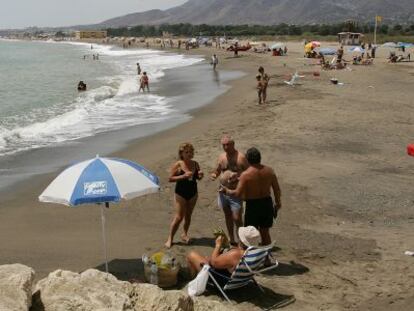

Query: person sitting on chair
[186,226,261,284]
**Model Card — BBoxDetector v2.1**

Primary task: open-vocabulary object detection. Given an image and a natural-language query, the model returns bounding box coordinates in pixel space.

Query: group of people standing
[164,135,282,249]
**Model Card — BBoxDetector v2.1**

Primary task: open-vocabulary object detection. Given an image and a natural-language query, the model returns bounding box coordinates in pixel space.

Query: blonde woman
[165,143,204,248]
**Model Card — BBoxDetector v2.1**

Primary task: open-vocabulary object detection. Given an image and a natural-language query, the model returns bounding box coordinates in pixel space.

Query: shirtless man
[221,147,281,246]
[211,135,249,245]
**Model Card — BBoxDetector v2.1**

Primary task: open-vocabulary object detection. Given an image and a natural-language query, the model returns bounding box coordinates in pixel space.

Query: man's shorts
[244,197,274,228]
[218,192,242,213]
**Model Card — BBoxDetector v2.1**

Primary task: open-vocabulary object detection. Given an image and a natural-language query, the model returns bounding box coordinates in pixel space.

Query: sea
[0,39,243,191]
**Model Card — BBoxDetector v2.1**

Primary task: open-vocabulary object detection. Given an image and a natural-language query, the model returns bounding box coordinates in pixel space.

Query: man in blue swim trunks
[220,147,281,246]
[211,135,249,245]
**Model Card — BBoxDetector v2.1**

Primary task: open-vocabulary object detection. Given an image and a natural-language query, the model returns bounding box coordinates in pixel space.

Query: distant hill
[98,0,414,28]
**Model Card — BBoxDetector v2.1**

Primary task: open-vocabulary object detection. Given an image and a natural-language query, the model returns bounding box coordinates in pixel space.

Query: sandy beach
[1,41,414,310]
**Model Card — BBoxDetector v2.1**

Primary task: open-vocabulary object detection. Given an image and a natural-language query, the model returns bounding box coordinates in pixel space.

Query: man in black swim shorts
[220,147,281,246]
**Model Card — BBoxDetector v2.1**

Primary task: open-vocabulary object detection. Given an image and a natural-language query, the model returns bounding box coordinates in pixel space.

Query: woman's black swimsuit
[175,164,199,200]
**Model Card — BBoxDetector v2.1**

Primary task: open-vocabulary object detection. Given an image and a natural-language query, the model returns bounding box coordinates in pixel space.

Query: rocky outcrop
[129,283,193,310]
[0,264,35,311]
[31,268,237,311]
[32,269,136,311]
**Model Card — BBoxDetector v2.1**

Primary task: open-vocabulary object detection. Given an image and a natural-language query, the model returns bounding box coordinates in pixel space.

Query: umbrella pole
[101,203,109,274]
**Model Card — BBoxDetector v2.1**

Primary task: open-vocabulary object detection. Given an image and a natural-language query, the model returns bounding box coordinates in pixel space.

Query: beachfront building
[338,32,364,46]
[75,30,107,40]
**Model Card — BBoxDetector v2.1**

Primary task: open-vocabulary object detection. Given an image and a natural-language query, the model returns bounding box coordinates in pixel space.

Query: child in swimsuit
[165,143,204,248]
[256,75,263,104]
[139,72,150,92]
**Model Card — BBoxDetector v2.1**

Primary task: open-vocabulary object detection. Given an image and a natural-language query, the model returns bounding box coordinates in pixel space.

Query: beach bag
[188,264,210,297]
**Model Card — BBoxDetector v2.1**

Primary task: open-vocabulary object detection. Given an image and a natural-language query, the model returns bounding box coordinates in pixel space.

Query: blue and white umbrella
[39,155,160,273]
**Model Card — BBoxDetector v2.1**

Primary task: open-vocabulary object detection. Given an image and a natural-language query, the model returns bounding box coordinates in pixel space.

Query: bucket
[144,264,180,288]
[330,78,338,85]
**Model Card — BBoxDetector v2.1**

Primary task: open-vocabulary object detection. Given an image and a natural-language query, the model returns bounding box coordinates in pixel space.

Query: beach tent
[348,46,365,53]
[382,42,398,48]
[39,156,160,273]
[397,42,414,48]
[318,47,337,55]
[198,37,210,45]
[271,42,286,50]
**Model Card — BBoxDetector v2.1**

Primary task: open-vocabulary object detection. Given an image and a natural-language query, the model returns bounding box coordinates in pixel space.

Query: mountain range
[97,0,414,28]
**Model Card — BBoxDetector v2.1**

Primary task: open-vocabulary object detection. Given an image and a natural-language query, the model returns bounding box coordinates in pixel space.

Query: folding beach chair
[207,244,278,303]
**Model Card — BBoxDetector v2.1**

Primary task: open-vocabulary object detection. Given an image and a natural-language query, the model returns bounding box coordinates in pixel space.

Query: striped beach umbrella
[39,155,160,273]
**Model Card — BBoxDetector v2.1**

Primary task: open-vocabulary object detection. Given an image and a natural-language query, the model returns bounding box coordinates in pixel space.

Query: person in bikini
[258,66,270,104]
[165,143,204,248]
[220,147,281,246]
[139,72,150,92]
[211,135,249,245]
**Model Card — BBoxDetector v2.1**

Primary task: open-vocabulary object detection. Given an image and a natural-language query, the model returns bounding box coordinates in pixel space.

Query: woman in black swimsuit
[165,143,204,248]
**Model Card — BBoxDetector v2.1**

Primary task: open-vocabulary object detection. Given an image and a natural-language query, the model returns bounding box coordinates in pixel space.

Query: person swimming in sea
[77,81,87,91]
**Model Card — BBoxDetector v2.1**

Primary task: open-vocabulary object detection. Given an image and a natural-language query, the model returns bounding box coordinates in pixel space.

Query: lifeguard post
[337,32,363,46]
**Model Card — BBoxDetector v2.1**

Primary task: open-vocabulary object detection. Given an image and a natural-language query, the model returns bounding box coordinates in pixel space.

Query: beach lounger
[206,244,278,303]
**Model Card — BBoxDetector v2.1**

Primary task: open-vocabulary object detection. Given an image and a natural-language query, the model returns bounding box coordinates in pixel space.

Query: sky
[0,0,188,29]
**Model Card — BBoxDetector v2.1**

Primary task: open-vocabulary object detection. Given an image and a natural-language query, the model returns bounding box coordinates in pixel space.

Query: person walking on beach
[165,143,204,248]
[258,66,270,104]
[220,147,281,246]
[211,54,219,70]
[256,75,264,105]
[211,135,249,245]
[136,63,141,75]
[139,72,150,92]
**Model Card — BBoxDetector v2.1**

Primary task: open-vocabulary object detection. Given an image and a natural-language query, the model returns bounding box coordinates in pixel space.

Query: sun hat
[238,226,260,247]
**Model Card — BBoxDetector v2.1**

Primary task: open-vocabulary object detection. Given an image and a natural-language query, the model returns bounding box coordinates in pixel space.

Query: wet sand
[1,41,414,310]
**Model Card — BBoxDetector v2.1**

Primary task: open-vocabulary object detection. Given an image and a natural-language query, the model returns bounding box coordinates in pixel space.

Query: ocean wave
[0,41,203,157]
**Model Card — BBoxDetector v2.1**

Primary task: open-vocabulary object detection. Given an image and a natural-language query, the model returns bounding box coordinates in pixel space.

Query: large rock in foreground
[32,269,135,311]
[0,264,35,311]
[32,269,195,311]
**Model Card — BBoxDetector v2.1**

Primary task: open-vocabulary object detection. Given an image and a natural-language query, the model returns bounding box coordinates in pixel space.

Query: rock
[0,263,35,311]
[31,268,245,311]
[32,269,135,311]
[130,283,193,310]
[193,296,240,311]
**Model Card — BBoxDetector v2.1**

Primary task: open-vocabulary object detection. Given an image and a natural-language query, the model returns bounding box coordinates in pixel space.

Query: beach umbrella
[39,155,160,273]
[305,42,314,53]
[318,47,336,55]
[311,41,321,48]
[270,42,286,50]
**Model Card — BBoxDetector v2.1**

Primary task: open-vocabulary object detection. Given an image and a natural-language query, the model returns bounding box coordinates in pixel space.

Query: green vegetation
[106,22,414,42]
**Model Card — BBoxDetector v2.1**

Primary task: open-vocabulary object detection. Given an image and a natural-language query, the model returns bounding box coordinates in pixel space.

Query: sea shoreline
[0,41,243,195]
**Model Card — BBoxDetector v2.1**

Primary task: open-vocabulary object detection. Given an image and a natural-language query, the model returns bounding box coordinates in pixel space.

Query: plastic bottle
[142,254,149,265]
[150,263,158,285]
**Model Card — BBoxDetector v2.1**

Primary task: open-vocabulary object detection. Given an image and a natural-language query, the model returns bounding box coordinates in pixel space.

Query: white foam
[0,41,204,157]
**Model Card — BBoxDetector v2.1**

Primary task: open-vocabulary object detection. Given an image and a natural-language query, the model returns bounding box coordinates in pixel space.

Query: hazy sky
[0,0,188,29]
